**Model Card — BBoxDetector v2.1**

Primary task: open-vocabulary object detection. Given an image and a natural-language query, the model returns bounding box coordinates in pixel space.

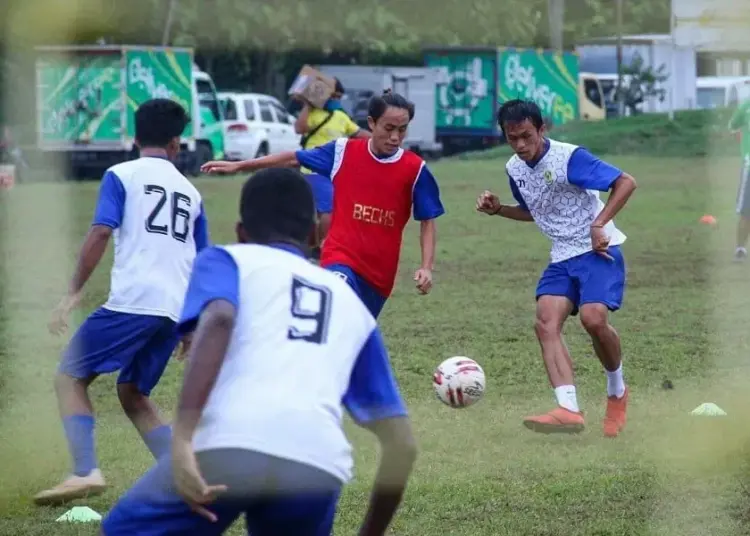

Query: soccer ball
[432,356,486,408]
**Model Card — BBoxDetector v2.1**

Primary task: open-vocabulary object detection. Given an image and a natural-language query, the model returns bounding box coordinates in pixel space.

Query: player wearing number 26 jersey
[34,99,209,506]
[102,169,416,536]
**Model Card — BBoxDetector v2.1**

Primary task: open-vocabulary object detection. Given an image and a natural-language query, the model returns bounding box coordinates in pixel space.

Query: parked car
[219,92,301,160]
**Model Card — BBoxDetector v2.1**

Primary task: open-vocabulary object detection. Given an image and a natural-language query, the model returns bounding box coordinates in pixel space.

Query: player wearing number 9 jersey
[102,169,416,536]
[34,99,210,506]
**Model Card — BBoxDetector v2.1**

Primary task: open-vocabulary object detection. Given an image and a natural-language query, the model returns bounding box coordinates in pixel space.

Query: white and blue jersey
[94,156,209,321]
[506,138,626,263]
[179,243,405,482]
[101,242,407,535]
[506,139,628,314]
[59,157,210,395]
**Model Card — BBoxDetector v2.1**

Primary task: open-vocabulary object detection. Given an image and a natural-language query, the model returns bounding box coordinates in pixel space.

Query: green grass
[3,153,750,535]
[459,108,739,160]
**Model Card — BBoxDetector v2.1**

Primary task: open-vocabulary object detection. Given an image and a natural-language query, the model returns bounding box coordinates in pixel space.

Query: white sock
[554,385,579,412]
[606,364,626,398]
[738,247,747,254]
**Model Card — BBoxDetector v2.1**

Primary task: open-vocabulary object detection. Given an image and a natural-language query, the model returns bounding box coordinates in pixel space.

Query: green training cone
[690,402,727,416]
[56,506,102,522]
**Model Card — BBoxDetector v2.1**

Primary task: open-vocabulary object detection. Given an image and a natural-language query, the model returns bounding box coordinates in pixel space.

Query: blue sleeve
[343,328,408,424]
[567,148,623,191]
[92,170,126,228]
[176,247,239,334]
[412,165,445,221]
[295,141,336,176]
[193,202,210,253]
[507,172,530,212]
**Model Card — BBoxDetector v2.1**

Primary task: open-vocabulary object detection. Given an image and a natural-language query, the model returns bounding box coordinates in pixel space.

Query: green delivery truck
[35,45,225,177]
[424,47,605,154]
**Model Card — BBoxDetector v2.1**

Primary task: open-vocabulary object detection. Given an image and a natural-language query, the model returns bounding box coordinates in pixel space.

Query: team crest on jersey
[544,170,554,184]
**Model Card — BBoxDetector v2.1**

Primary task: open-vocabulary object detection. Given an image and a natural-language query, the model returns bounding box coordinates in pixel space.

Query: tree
[615,54,668,116]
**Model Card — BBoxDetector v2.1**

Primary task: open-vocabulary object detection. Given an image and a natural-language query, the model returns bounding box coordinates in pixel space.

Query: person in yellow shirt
[294,78,370,258]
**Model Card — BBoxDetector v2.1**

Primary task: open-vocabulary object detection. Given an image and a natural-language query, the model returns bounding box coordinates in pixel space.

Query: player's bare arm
[49,224,113,335]
[591,172,637,228]
[590,172,637,258]
[172,299,235,521]
[415,219,436,294]
[357,417,417,536]
[475,190,534,222]
[201,151,300,175]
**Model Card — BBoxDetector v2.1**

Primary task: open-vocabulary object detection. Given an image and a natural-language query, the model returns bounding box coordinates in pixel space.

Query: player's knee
[318,213,331,237]
[534,315,561,340]
[54,371,92,394]
[579,306,609,335]
[117,383,149,416]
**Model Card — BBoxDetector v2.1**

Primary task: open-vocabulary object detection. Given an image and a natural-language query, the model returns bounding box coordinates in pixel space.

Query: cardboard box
[288,65,336,108]
[0,165,15,189]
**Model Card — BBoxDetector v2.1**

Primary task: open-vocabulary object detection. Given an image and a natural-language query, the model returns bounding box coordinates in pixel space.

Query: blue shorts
[535,246,626,316]
[305,173,333,214]
[58,307,178,396]
[326,264,387,318]
[102,448,341,536]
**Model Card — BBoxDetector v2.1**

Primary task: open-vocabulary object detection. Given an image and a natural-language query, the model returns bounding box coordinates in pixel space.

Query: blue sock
[143,425,172,459]
[62,415,97,477]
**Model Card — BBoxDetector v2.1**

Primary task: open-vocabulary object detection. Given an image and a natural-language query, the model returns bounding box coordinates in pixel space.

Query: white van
[696,77,750,110]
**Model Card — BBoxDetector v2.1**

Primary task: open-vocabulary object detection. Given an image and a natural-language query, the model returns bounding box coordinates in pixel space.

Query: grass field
[3,153,750,535]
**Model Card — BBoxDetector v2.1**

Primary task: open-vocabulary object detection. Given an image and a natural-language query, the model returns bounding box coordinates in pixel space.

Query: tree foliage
[616,55,669,116]
[0,0,672,96]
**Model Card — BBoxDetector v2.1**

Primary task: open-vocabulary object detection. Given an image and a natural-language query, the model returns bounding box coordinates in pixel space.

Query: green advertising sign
[426,51,496,131]
[124,48,193,139]
[38,54,122,145]
[497,48,579,125]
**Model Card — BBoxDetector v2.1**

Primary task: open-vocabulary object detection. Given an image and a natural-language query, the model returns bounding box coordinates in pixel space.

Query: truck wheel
[255,142,269,158]
[190,143,213,177]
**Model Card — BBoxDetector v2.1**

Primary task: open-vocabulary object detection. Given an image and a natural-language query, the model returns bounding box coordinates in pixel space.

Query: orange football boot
[603,387,629,438]
[523,407,585,434]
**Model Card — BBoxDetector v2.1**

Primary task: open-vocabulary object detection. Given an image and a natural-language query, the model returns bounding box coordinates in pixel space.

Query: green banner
[497,49,579,126]
[426,51,496,130]
[124,48,193,139]
[38,54,122,144]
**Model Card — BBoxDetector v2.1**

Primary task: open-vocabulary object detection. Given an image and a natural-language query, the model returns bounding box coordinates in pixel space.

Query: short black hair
[496,99,544,137]
[135,98,190,148]
[334,77,345,95]
[368,89,415,122]
[239,168,314,245]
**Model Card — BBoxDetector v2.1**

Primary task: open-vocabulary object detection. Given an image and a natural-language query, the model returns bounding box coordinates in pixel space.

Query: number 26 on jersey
[144,184,191,242]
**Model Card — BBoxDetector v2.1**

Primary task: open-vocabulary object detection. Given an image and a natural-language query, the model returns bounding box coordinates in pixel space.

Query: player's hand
[172,438,227,522]
[200,160,241,175]
[590,225,613,260]
[48,292,81,335]
[176,333,193,362]
[414,268,433,294]
[476,190,501,215]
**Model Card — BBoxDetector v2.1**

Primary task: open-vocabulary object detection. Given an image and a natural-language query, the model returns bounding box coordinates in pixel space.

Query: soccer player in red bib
[202,90,445,318]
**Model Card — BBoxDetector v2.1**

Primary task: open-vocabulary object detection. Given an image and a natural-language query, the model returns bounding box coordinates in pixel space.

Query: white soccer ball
[432,356,486,408]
